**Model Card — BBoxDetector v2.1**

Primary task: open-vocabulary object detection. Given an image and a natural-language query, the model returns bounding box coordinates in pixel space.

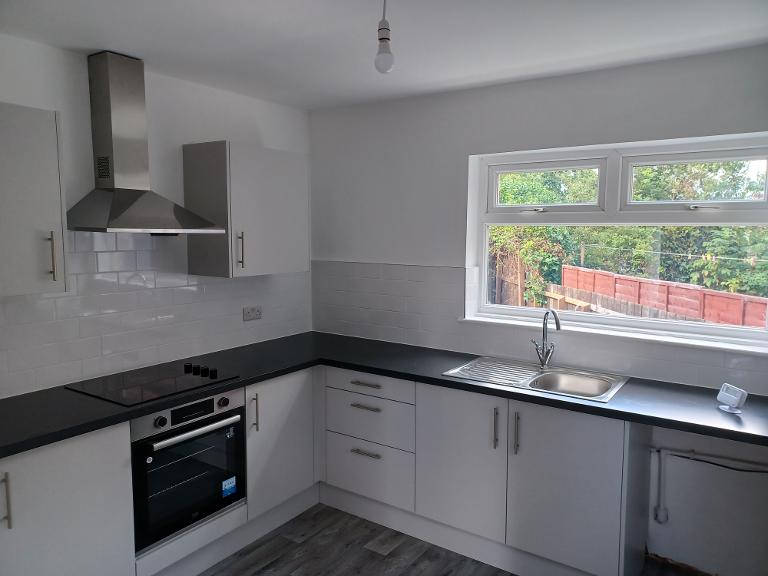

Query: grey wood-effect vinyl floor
[199,504,692,576]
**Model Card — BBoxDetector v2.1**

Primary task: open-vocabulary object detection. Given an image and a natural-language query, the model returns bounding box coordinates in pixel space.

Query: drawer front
[326,388,415,452]
[326,367,415,404]
[326,432,415,512]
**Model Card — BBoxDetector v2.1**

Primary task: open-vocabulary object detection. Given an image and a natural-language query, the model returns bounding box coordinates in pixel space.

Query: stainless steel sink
[527,369,625,401]
[443,358,627,403]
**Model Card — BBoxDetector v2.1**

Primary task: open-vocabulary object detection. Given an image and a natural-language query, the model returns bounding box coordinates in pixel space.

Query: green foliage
[632,160,766,202]
[498,168,598,206]
[490,160,768,302]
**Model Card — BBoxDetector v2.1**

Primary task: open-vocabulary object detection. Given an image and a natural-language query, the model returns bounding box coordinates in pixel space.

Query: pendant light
[375,0,394,73]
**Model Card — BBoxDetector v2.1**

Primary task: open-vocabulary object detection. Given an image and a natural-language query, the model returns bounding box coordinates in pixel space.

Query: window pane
[487,224,768,329]
[631,159,767,203]
[497,167,599,206]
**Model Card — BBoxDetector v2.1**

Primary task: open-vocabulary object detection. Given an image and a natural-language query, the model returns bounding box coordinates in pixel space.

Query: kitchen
[1,2,768,576]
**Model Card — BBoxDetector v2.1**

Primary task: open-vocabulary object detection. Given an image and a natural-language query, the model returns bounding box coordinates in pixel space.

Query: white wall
[311,43,768,267]
[0,33,312,399]
[310,44,768,574]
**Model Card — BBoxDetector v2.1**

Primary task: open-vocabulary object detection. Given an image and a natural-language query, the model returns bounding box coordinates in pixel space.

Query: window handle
[688,204,721,211]
[520,207,547,213]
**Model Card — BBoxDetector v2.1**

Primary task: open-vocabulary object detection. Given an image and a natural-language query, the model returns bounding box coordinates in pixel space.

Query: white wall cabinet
[246,370,315,519]
[0,424,134,576]
[415,383,508,543]
[184,140,310,278]
[0,102,66,296]
[506,400,625,576]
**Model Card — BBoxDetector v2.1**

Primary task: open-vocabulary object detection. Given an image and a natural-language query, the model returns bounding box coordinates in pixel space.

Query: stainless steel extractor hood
[67,51,224,235]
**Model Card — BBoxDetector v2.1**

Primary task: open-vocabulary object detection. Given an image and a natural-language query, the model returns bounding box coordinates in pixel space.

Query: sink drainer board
[444,357,539,387]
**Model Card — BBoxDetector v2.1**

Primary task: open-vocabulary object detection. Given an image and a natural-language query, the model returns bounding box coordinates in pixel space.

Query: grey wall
[310,44,768,575]
[311,43,768,267]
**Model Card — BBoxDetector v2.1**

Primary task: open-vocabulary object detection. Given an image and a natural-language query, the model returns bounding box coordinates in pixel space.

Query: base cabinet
[415,383,508,543]
[0,424,134,576]
[246,370,315,519]
[507,400,625,576]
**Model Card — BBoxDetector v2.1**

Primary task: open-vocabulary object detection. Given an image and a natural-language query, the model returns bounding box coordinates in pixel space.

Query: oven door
[132,407,246,552]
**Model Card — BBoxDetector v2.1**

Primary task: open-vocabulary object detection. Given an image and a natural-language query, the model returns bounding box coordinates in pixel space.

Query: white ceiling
[1,0,767,109]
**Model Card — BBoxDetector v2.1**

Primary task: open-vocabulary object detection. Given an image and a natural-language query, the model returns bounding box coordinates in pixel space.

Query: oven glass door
[132,407,245,552]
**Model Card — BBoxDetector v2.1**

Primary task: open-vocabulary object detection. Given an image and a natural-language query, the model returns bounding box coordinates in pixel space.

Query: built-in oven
[130,388,246,552]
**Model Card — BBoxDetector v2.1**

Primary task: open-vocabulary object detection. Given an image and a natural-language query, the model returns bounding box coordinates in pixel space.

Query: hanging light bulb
[375,0,394,73]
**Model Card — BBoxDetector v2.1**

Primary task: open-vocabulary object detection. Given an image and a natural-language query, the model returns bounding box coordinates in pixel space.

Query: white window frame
[467,132,768,347]
[488,157,607,214]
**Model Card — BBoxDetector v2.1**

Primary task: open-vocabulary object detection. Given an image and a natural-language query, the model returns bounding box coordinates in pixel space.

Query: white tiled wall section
[313,260,768,395]
[0,232,311,399]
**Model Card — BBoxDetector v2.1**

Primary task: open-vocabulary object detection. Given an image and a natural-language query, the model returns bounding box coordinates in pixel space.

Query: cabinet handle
[1,472,11,530]
[237,232,245,268]
[251,394,259,430]
[513,411,520,455]
[350,402,382,413]
[492,407,499,449]
[46,231,57,281]
[350,379,382,390]
[351,448,382,460]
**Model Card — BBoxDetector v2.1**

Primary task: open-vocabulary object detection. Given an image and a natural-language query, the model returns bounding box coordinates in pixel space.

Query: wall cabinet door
[0,424,134,576]
[415,383,508,543]
[246,370,315,519]
[507,400,625,576]
[0,102,66,296]
[184,140,310,278]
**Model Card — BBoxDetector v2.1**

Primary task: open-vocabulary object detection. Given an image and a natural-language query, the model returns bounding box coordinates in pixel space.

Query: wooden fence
[561,265,768,328]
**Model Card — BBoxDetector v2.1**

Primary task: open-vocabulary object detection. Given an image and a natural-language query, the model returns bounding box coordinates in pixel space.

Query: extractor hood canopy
[67,51,224,235]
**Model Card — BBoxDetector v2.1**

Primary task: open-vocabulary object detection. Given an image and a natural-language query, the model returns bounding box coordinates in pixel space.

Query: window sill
[460,313,768,357]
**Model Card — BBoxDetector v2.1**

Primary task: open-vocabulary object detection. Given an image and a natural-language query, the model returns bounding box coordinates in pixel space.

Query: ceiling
[1,0,767,109]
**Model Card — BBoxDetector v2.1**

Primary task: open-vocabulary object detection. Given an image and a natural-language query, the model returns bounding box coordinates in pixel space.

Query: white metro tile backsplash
[0,232,311,399]
[312,260,768,395]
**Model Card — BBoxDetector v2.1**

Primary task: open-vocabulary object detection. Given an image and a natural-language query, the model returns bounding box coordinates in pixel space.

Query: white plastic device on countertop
[717,383,748,414]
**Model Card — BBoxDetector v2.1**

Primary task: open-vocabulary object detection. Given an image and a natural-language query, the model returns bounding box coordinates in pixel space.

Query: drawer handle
[1,472,11,530]
[350,379,382,390]
[351,448,382,460]
[350,402,382,413]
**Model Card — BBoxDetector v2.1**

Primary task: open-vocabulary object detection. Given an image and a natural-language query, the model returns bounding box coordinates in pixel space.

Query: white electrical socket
[243,306,262,322]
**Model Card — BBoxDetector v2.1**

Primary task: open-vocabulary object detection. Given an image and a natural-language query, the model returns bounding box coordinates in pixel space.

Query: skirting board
[150,484,320,576]
[319,483,586,576]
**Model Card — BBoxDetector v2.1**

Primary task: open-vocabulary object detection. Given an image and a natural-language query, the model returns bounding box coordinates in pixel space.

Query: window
[469,134,768,340]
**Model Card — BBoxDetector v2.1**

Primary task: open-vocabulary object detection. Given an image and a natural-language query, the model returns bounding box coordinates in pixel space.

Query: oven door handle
[151,414,241,452]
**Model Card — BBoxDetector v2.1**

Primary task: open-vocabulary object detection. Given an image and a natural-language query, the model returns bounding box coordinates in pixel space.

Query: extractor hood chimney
[67,51,224,235]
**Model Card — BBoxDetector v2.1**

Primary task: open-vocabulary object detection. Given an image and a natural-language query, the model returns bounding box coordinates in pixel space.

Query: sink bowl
[528,369,624,401]
[443,357,627,402]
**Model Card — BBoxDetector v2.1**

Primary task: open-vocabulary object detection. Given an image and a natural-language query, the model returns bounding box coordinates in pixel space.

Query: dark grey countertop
[1,331,767,459]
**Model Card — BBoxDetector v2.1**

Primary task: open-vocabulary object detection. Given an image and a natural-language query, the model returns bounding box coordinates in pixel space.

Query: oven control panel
[130,387,245,442]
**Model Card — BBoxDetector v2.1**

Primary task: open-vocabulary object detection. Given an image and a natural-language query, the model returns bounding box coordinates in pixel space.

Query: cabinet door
[229,144,310,277]
[507,401,624,576]
[0,424,134,576]
[415,383,508,543]
[0,102,65,296]
[246,370,315,518]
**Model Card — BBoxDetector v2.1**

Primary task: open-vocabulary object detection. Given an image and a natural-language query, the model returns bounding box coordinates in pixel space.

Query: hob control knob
[200,366,210,377]
[209,368,218,379]
[192,365,201,375]
[154,416,168,428]
[217,397,230,408]
[183,363,193,374]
